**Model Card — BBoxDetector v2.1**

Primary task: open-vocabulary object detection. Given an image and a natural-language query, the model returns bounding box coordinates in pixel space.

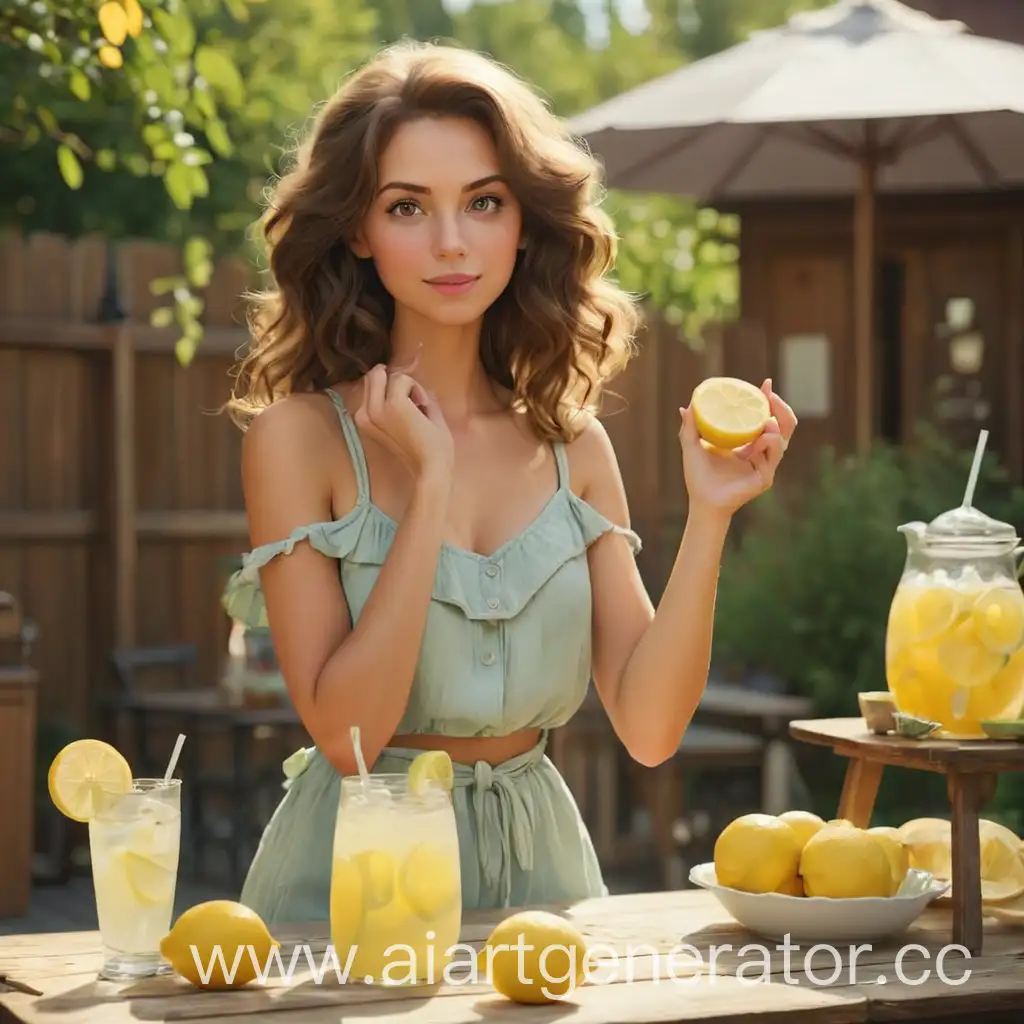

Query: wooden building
[718,0,1024,484]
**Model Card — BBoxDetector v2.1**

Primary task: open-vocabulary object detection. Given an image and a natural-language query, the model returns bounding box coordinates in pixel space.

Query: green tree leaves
[2,0,831,356]
[57,144,84,189]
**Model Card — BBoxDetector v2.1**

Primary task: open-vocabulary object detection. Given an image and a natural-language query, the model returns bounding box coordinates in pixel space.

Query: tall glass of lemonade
[46,738,182,980]
[90,777,181,979]
[329,750,461,986]
[886,503,1024,737]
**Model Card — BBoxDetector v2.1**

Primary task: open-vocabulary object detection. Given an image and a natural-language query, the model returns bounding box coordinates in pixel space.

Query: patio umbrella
[570,0,1024,453]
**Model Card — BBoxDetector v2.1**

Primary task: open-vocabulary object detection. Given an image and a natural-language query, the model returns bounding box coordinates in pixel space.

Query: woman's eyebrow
[377,174,508,197]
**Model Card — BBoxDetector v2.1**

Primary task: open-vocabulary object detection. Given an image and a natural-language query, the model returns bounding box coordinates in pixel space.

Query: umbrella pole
[853,146,877,456]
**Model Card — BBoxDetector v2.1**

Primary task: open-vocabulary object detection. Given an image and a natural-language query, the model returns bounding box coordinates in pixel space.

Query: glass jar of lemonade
[329,770,461,985]
[886,504,1024,737]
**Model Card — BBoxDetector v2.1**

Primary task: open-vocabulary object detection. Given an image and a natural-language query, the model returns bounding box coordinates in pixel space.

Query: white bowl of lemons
[689,811,950,944]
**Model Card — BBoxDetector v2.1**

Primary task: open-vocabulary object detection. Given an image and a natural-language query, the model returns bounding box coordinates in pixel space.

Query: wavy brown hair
[226,40,640,442]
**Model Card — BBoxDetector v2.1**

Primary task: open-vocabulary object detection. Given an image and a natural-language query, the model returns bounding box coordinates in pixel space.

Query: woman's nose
[432,213,467,260]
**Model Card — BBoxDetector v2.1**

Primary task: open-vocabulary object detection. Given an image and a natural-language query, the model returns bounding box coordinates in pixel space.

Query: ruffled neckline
[222,488,640,628]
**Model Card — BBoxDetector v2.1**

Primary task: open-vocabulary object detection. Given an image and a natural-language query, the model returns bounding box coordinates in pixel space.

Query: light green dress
[221,389,642,922]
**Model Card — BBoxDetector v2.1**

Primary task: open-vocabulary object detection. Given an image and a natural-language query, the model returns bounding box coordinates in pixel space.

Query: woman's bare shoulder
[242,391,337,453]
[560,409,619,488]
[562,409,631,527]
[240,391,351,543]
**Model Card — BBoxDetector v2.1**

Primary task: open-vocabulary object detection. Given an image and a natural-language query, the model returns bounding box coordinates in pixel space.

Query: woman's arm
[243,372,453,776]
[581,384,795,767]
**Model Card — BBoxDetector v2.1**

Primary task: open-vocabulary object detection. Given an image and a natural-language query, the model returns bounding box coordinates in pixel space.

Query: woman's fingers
[365,364,388,424]
[738,430,785,489]
[384,371,445,427]
[761,379,798,442]
[384,369,416,406]
[355,364,388,446]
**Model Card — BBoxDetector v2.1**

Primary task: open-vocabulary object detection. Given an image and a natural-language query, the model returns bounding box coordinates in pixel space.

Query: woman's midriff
[387,727,542,766]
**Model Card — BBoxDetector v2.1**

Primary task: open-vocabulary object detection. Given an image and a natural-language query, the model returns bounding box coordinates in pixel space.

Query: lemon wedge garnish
[690,377,770,450]
[408,750,453,795]
[48,739,132,822]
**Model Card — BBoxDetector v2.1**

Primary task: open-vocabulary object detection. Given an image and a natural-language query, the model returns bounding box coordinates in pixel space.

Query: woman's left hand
[679,378,798,519]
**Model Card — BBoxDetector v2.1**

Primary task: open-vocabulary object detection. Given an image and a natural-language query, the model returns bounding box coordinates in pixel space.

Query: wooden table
[789,717,1024,957]
[2,889,1023,1023]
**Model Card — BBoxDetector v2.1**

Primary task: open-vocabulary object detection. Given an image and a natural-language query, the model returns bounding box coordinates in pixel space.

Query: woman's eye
[390,200,419,217]
[470,195,501,212]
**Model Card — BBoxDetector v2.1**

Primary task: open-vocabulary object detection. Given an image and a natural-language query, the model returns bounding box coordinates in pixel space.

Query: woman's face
[352,115,523,327]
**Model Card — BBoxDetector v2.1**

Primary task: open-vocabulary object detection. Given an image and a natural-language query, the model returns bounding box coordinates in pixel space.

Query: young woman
[222,40,797,922]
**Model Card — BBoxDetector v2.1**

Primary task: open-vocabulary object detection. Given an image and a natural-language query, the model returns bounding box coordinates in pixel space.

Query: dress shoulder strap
[553,441,570,491]
[324,389,370,505]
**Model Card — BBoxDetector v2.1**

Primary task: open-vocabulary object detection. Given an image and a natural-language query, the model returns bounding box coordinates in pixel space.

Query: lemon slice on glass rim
[408,750,454,795]
[48,738,133,822]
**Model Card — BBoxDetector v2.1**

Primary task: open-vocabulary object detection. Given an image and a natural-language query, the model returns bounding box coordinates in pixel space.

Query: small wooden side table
[789,716,1024,956]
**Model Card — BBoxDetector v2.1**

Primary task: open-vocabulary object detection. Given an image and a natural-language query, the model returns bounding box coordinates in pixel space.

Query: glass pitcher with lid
[885,501,1024,737]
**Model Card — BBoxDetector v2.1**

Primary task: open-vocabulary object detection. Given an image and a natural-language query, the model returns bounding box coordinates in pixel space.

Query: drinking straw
[163,733,185,784]
[351,725,370,792]
[961,429,989,509]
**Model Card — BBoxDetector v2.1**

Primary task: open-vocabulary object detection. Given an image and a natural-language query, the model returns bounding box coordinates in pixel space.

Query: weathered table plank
[2,889,1023,1023]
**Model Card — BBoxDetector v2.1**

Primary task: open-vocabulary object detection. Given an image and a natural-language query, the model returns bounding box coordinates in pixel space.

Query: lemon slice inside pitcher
[937,619,1007,689]
[972,588,1024,654]
[408,751,454,795]
[907,586,964,643]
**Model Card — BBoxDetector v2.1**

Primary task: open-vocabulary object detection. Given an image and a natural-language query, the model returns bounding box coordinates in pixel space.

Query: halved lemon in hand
[408,750,454,795]
[48,739,132,822]
[690,377,770,450]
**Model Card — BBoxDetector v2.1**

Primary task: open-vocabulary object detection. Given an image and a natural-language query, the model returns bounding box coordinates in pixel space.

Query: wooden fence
[0,230,716,740]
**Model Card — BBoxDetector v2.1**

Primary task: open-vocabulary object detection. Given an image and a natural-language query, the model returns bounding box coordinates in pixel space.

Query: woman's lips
[424,274,480,296]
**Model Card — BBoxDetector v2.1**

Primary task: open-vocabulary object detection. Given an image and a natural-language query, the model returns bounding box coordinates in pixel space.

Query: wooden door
[901,242,1009,458]
[761,253,852,481]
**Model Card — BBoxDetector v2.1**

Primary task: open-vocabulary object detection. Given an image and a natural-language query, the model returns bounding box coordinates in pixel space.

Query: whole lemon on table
[713,813,802,893]
[479,910,588,1003]
[799,826,894,898]
[160,900,279,989]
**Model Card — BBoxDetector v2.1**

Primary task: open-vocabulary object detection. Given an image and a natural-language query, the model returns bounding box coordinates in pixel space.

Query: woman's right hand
[355,362,454,481]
